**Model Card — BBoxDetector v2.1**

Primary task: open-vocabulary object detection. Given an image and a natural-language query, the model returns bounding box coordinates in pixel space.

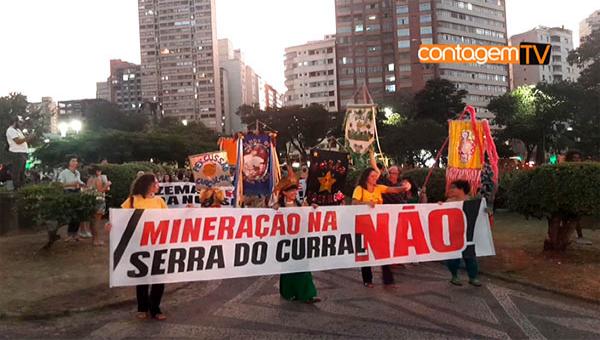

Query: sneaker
[449,277,462,286]
[469,279,482,287]
[576,238,592,245]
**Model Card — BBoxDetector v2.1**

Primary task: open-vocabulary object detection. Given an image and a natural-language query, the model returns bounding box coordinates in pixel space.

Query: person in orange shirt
[352,150,409,287]
[107,173,168,321]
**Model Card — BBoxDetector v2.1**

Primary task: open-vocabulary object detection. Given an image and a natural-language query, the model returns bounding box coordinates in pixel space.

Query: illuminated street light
[182,119,188,126]
[58,122,69,138]
[383,107,393,119]
[70,119,82,134]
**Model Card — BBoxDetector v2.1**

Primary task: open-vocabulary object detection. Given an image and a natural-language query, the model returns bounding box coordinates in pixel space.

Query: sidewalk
[0,227,187,320]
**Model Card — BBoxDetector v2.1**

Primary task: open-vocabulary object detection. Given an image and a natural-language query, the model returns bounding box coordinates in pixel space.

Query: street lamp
[58,122,69,138]
[182,119,188,126]
[70,119,82,134]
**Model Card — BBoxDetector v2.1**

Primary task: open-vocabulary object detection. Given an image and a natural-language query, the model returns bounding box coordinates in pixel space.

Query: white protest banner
[157,182,234,208]
[109,199,494,287]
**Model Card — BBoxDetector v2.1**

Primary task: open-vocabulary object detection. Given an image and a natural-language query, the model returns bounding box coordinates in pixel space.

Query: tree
[488,83,579,163]
[239,104,343,161]
[508,163,600,251]
[85,101,147,132]
[378,79,466,165]
[413,78,467,123]
[34,121,217,167]
[568,29,600,159]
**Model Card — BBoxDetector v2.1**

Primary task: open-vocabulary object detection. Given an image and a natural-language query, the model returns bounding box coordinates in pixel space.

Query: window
[398,40,410,48]
[396,5,408,13]
[355,24,364,32]
[422,38,433,44]
[420,26,432,34]
[398,64,411,72]
[386,84,396,93]
[420,14,432,23]
[397,28,410,36]
[419,3,431,11]
[397,16,409,25]
[386,75,396,82]
[367,46,379,52]
[387,63,395,71]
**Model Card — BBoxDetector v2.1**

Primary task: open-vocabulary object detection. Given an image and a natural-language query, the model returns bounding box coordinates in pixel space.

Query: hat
[275,176,298,193]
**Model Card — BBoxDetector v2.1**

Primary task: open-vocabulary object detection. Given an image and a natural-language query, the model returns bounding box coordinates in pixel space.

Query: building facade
[219,39,280,134]
[510,26,579,88]
[334,0,509,117]
[96,82,110,102]
[284,35,338,112]
[580,10,600,43]
[138,0,222,131]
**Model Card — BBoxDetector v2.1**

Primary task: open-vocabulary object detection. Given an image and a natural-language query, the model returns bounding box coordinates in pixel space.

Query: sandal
[153,313,167,321]
[363,282,374,288]
[305,297,322,304]
[136,312,149,320]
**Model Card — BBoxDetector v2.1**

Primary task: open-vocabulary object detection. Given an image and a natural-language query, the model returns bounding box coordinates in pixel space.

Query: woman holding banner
[107,173,169,321]
[352,151,410,287]
[271,176,321,304]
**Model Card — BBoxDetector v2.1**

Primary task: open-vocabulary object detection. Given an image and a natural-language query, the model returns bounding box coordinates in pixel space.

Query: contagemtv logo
[418,42,551,65]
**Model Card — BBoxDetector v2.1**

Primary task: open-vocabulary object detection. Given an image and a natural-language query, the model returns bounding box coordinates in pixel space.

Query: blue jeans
[446,258,478,280]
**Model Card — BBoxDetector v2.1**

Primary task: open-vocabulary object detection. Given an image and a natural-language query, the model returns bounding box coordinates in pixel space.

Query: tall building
[219,38,279,134]
[510,26,579,88]
[108,60,143,112]
[283,35,338,112]
[96,60,142,112]
[138,0,222,131]
[28,97,58,134]
[96,82,110,102]
[335,0,509,117]
[580,10,600,43]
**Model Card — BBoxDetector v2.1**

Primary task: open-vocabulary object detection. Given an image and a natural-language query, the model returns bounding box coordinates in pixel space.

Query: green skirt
[279,272,317,302]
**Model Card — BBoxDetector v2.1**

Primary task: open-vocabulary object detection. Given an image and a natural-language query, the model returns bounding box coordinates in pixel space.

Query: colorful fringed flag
[446,107,498,196]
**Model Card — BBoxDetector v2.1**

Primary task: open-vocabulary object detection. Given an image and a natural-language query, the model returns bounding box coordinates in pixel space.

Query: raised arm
[369,149,380,175]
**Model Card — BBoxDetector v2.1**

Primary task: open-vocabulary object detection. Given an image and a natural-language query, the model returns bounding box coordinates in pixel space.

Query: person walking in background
[5,117,31,190]
[108,173,168,320]
[445,180,481,287]
[58,157,86,241]
[352,150,410,287]
[86,165,111,246]
[564,149,592,245]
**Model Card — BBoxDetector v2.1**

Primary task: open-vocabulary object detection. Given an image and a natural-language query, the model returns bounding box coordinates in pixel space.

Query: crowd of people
[101,148,489,322]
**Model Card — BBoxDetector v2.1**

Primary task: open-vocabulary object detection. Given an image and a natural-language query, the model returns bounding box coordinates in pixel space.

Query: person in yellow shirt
[107,173,168,321]
[352,151,409,287]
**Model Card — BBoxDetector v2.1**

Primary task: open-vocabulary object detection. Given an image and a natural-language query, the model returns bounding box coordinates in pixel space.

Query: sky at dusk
[0,0,597,102]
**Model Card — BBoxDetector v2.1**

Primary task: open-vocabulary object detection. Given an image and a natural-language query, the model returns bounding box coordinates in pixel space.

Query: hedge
[402,168,446,203]
[508,163,600,219]
[98,162,169,208]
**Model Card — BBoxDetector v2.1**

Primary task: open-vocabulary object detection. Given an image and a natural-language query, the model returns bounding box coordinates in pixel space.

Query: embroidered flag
[306,149,350,206]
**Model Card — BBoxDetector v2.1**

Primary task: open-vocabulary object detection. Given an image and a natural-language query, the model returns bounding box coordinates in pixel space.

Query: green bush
[494,170,520,210]
[98,162,166,208]
[17,183,97,227]
[402,168,446,203]
[508,163,600,250]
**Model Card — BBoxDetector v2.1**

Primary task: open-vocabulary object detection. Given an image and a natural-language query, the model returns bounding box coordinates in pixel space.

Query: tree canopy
[239,103,343,160]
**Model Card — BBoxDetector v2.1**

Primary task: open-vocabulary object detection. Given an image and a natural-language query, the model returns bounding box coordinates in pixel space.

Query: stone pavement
[1,264,599,339]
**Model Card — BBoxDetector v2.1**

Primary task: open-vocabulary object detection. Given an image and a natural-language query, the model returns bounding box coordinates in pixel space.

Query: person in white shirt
[5,117,31,189]
[58,157,86,241]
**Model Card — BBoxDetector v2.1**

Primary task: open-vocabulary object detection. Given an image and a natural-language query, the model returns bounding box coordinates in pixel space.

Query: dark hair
[278,185,301,207]
[129,173,157,207]
[88,165,101,176]
[357,167,378,190]
[565,149,582,162]
[401,177,419,197]
[450,180,471,195]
